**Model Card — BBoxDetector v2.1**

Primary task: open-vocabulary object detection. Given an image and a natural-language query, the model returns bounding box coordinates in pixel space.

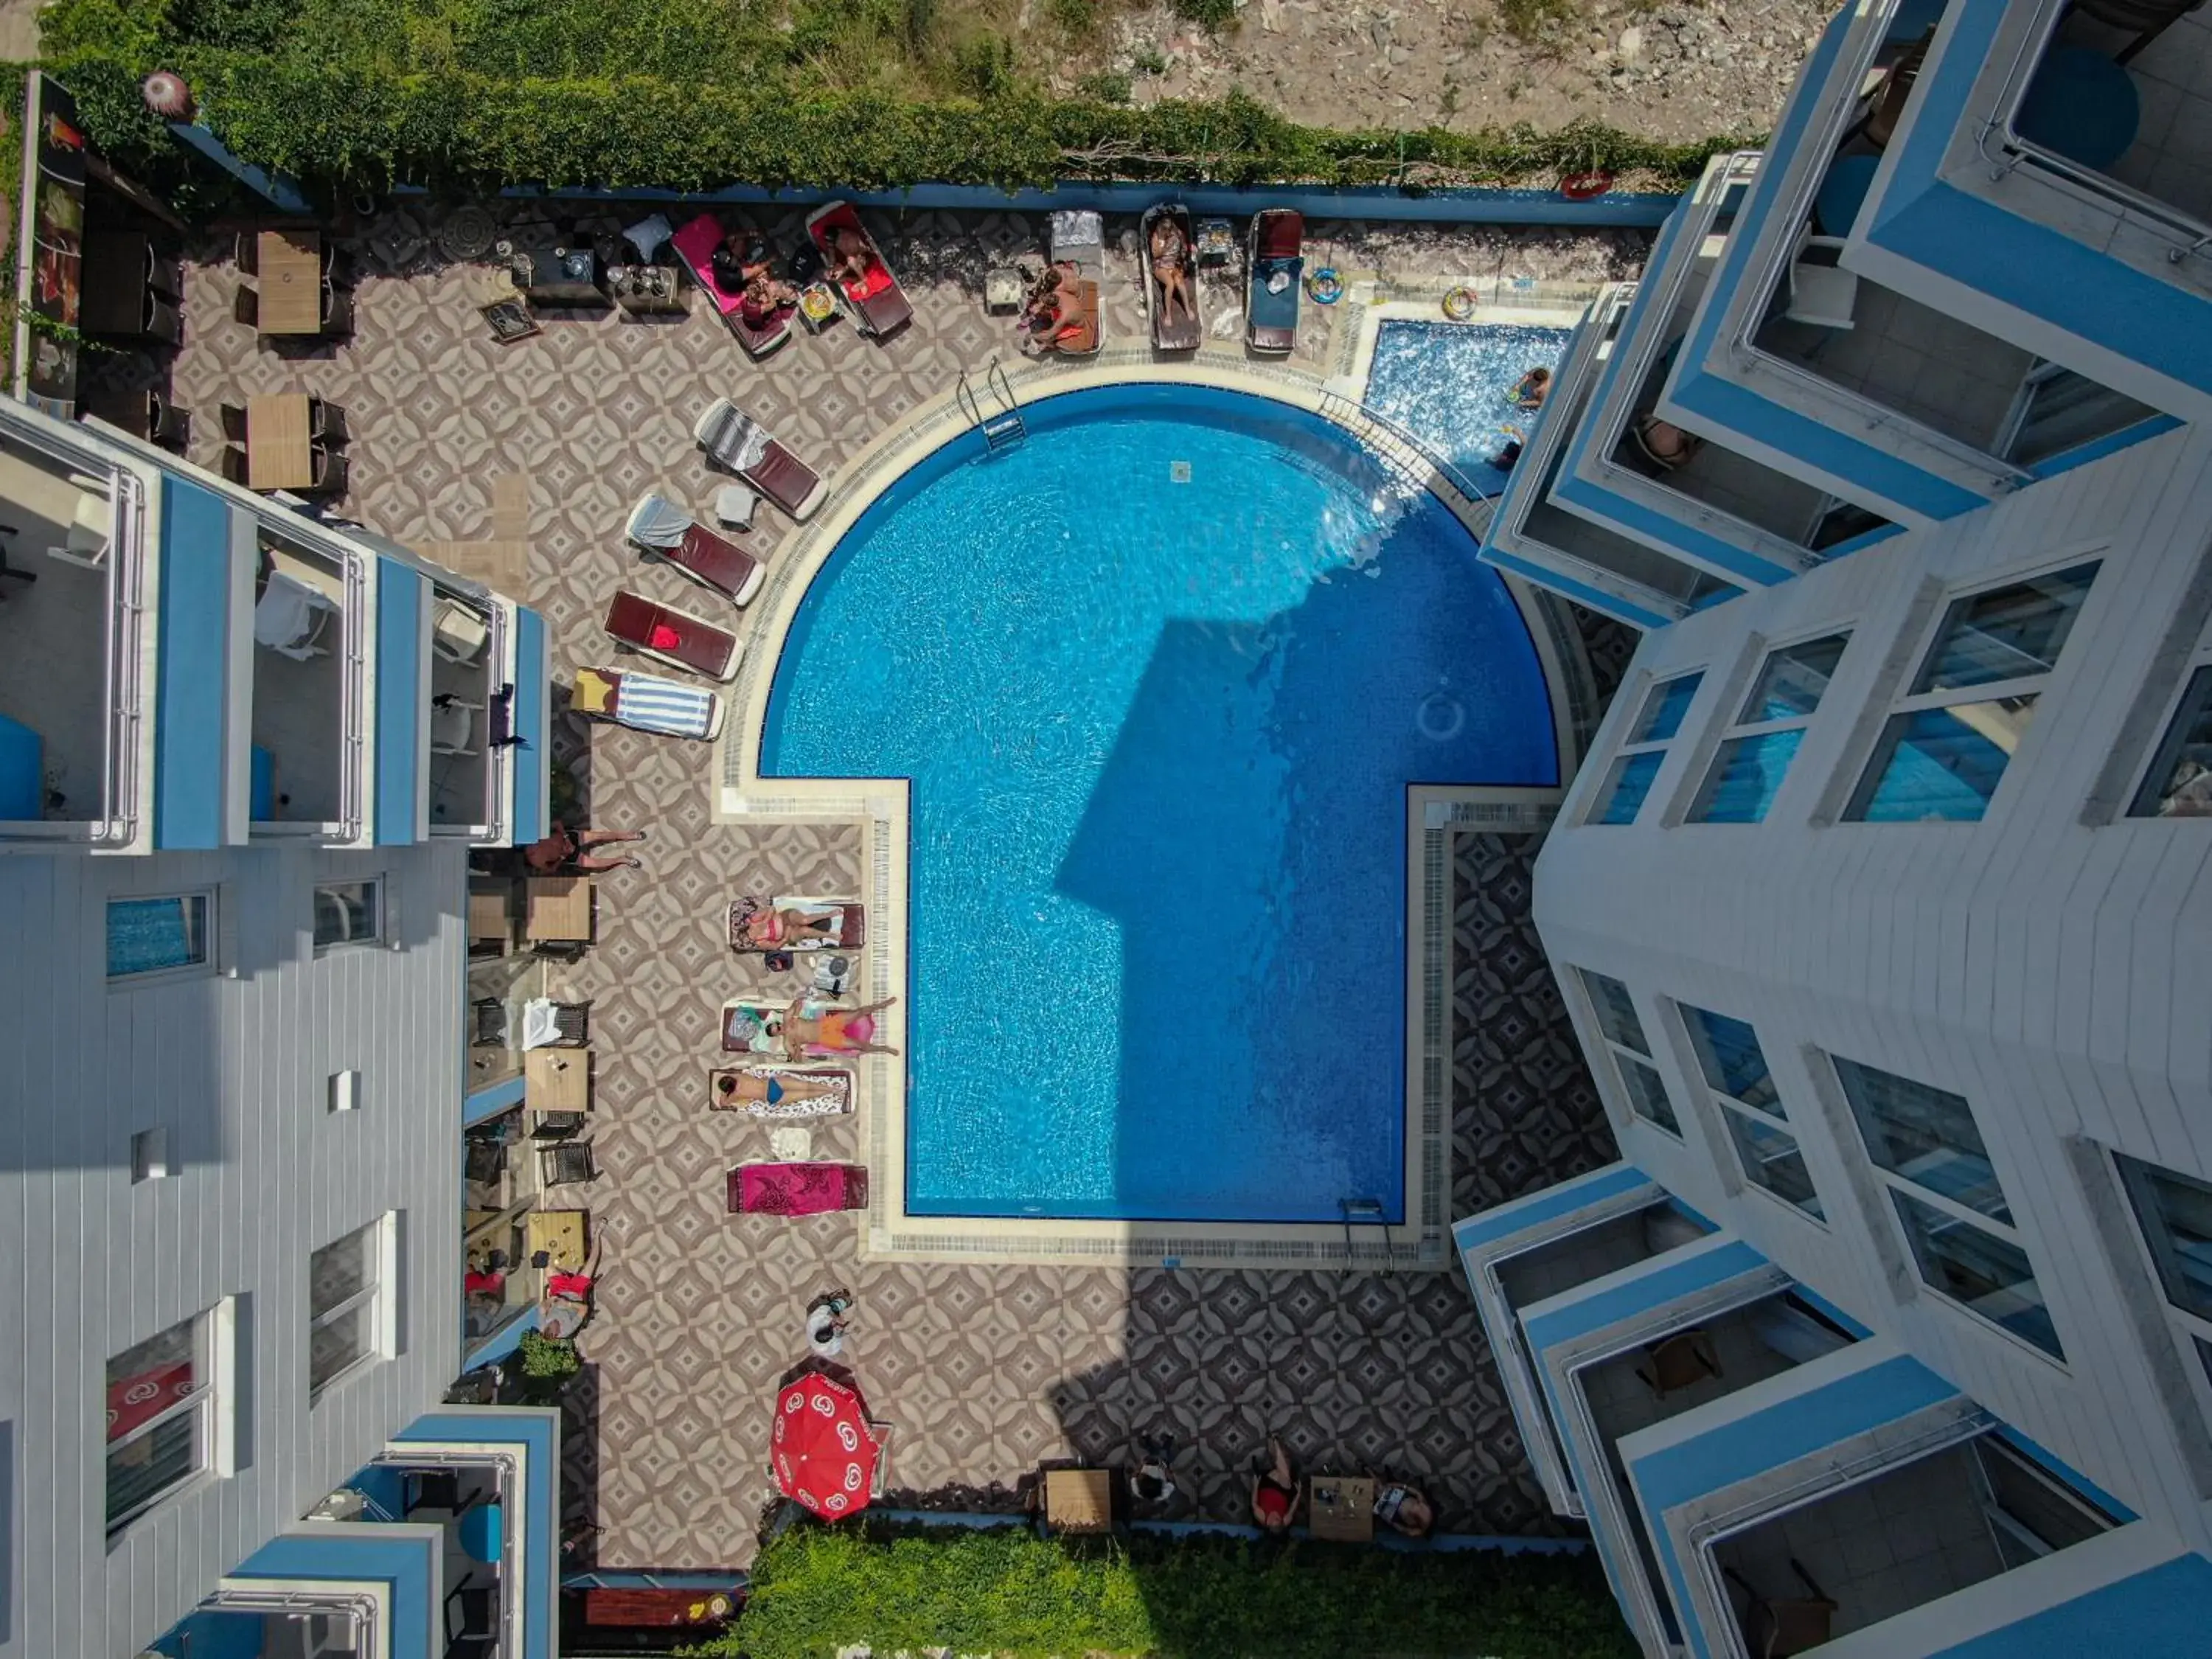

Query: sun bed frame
[806,201,913,338]
[602,589,742,681]
[1246,209,1304,355]
[692,400,830,521]
[669,212,796,358]
[624,493,765,606]
[1141,202,1202,353]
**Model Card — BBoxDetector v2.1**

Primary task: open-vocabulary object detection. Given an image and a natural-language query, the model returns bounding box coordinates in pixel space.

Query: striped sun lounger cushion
[616,674,718,739]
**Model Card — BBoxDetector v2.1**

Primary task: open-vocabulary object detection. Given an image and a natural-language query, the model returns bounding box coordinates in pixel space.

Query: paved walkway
[145,201,1636,1566]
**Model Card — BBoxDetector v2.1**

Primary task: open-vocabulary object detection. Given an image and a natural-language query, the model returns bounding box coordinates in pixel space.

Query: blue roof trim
[1787,1281,1873,1340]
[1523,1237,1770,1354]
[375,558,425,846]
[1666,8,1993,521]
[233,1530,437,1659]
[1630,1351,1959,1516]
[1927,1553,2212,1657]
[464,1074,527,1126]
[2025,414,2182,482]
[510,607,547,846]
[395,1409,559,1659]
[153,477,233,849]
[1550,470,1802,587]
[1451,1164,1654,1253]
[1817,520,1908,561]
[1477,546,1672,630]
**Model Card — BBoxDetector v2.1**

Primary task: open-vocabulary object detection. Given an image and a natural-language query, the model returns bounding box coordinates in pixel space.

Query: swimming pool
[1363,319,1574,494]
[762,383,1558,1222]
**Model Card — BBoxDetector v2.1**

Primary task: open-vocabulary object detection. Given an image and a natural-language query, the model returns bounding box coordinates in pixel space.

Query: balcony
[0,420,149,848]
[1707,1427,2118,1651]
[150,1596,370,1659]
[1559,154,1902,585]
[251,525,364,839]
[335,1456,514,1657]
[1848,0,2212,420]
[1482,293,1743,629]
[429,588,505,836]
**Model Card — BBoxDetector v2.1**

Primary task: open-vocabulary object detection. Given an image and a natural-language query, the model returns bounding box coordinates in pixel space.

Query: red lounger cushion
[668,524,760,603]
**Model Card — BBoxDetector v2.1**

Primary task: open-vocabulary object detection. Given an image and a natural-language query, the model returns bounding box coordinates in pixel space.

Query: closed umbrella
[772,1371,877,1518]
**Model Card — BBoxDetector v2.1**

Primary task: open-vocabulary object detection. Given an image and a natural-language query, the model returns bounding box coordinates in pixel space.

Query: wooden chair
[308,397,349,443]
[218,446,250,485]
[233,287,258,327]
[1635,1328,1722,1399]
[540,1139,599,1189]
[234,231,259,275]
[530,1110,587,1144]
[145,390,190,450]
[218,402,248,442]
[1724,1558,1837,1658]
[142,293,183,347]
[310,445,349,495]
[321,282,355,335]
[443,1576,498,1659]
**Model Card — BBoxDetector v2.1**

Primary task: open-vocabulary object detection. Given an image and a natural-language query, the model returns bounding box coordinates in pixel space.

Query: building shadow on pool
[1053,490,1556,1222]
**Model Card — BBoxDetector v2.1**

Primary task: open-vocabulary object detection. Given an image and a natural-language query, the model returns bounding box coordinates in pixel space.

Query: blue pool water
[1363,319,1573,495]
[763,383,1558,1222]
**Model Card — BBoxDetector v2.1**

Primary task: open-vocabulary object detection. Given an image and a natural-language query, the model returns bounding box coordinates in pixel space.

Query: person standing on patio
[1128,1429,1178,1506]
[524,822,647,874]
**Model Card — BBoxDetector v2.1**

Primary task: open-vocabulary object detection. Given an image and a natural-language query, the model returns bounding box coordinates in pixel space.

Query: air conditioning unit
[305,1487,366,1523]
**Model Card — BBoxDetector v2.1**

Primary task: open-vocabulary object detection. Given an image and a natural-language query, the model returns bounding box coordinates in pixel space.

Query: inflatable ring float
[1305,267,1344,305]
[1559,169,1616,201]
[1416,691,1466,743]
[1441,286,1478,321]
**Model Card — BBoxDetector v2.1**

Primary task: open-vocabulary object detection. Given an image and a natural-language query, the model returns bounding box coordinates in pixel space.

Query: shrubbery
[33,0,1755,198]
[708,1523,1640,1659]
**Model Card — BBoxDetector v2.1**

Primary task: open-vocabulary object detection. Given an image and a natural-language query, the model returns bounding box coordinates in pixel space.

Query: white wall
[0,840,466,1659]
[1534,422,2212,1557]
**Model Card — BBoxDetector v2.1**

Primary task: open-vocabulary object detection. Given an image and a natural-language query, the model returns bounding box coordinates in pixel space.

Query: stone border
[712,347,1572,1268]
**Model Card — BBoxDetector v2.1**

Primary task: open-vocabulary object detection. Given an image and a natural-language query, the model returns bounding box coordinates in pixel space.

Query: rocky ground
[1060,0,1833,144]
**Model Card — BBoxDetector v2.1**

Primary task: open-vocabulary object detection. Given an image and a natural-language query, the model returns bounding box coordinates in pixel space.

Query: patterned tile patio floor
[156,203,1640,1568]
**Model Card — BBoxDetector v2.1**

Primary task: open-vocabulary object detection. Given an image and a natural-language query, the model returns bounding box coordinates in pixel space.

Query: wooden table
[525,1208,587,1270]
[246,393,314,491]
[524,1047,591,1113]
[524,875,593,943]
[467,881,514,950]
[257,229,324,335]
[1308,1475,1375,1543]
[1043,1468,1113,1533]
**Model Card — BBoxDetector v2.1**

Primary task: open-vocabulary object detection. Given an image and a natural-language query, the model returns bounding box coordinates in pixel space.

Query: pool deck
[141,201,1643,1566]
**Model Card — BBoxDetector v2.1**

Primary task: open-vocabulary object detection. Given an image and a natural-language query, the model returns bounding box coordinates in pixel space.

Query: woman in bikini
[1250,1435,1301,1533]
[712,1068,846,1110]
[1150,218,1193,327]
[826,226,878,291]
[737,902,844,950]
[773,994,900,1058]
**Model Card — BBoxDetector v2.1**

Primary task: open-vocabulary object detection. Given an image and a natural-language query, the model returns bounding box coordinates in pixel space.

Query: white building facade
[1464,0,2212,1652]
[0,394,564,1659]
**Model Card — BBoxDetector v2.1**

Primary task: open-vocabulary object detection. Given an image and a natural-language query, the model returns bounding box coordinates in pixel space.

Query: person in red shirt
[1250,1435,1301,1532]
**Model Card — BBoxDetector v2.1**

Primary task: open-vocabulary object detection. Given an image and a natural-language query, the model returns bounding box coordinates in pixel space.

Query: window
[1681,1006,1822,1219]
[1832,1056,2062,1357]
[107,893,214,981]
[313,880,382,950]
[2114,1154,2212,1398]
[106,1314,212,1534]
[2129,658,2212,818]
[1592,672,1705,825]
[1578,969,1680,1136]
[309,1219,387,1399]
[1847,563,2098,822]
[1690,634,1851,824]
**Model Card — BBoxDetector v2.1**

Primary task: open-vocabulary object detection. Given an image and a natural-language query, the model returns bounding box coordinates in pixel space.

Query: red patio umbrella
[772,1371,878,1518]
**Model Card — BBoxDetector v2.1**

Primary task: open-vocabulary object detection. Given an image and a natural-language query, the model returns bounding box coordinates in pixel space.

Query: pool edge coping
[713,347,1571,1270]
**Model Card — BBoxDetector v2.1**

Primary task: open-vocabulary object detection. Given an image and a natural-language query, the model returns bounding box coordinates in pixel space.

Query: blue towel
[617,674,717,739]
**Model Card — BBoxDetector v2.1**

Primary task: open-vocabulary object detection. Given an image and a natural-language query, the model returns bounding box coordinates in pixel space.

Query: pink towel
[733,1162,865,1215]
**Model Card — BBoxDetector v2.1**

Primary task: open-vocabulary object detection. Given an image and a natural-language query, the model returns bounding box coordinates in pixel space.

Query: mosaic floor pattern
[147,202,1638,1567]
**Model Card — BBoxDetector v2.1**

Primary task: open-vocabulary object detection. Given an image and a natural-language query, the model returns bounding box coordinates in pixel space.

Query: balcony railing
[1975,6,2212,265]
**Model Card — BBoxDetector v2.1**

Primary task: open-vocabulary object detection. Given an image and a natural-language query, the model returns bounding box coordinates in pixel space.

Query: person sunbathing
[535,1236,602,1340]
[714,1068,846,1110]
[712,231,768,293]
[737,902,842,949]
[1373,1479,1434,1538]
[1150,219,1193,326]
[1250,1435,1301,1533]
[740,273,797,328]
[772,994,900,1058]
[826,226,879,291]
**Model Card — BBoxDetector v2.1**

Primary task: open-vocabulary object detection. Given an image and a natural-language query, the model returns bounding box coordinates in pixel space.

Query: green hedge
[703,1523,1640,1659]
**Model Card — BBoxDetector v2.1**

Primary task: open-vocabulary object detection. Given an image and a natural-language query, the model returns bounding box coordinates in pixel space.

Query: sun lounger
[805,201,912,337]
[729,895,866,953]
[728,1161,869,1216]
[1141,202,1202,352]
[693,400,829,521]
[1046,211,1106,357]
[1246,209,1304,354]
[602,590,742,681]
[709,1065,855,1118]
[572,665,726,741]
[669,212,794,358]
[625,492,764,606]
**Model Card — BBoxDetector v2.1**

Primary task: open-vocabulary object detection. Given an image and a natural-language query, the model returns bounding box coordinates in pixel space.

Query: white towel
[614,673,717,739]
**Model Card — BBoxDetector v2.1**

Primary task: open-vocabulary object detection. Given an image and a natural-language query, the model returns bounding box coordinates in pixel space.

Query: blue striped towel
[616,673,718,739]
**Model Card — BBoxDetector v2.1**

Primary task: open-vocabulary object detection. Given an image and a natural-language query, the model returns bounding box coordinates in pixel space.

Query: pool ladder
[959,361,1027,453]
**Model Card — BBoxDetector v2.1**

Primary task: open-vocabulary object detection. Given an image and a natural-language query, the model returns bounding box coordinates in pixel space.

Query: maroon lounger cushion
[602,589,739,681]
[666,523,762,605]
